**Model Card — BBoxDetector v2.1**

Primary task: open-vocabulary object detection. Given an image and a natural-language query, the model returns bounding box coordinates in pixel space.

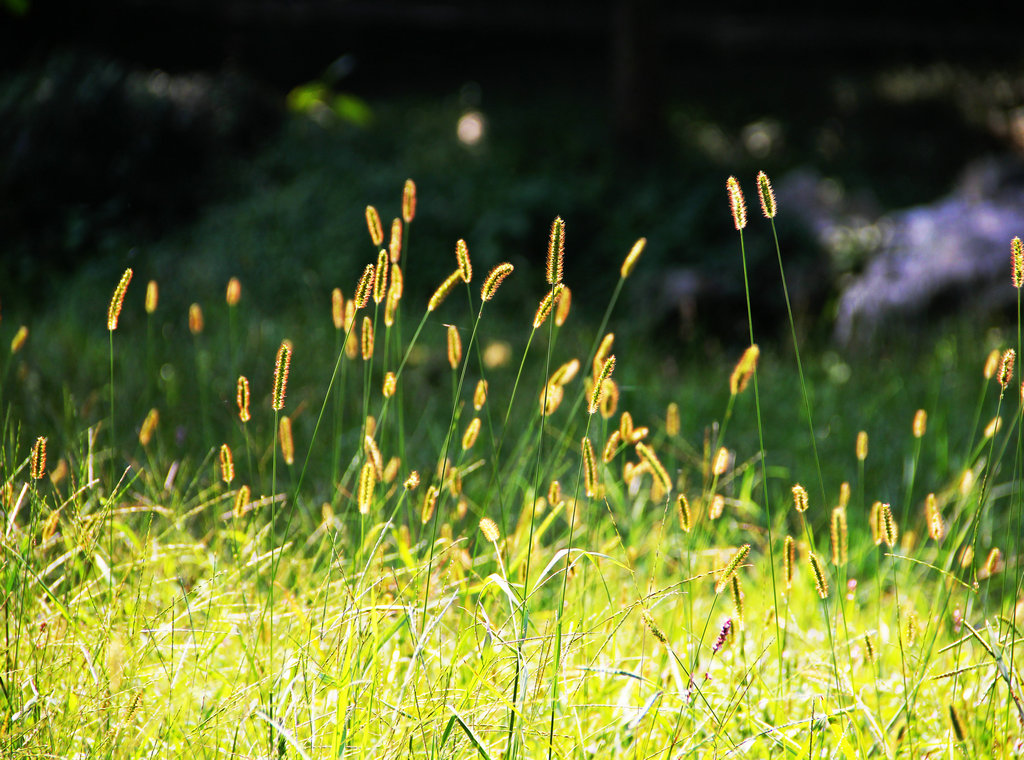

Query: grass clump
[2,175,1024,759]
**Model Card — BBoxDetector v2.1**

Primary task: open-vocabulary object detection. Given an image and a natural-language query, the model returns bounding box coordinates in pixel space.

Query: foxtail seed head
[405,471,420,490]
[455,239,472,283]
[145,280,158,314]
[546,217,565,286]
[808,551,829,598]
[949,704,966,743]
[237,376,251,422]
[712,447,730,476]
[541,382,564,416]
[926,493,943,541]
[390,263,404,300]
[462,417,481,450]
[881,502,898,547]
[856,430,868,461]
[364,435,383,478]
[999,348,1015,390]
[402,179,417,223]
[233,485,250,519]
[620,237,646,279]
[589,354,615,414]
[219,444,235,484]
[533,284,564,329]
[365,205,384,247]
[10,326,27,354]
[354,263,375,309]
[550,358,580,387]
[428,270,462,312]
[726,176,747,231]
[358,461,376,515]
[984,416,1002,438]
[555,285,571,326]
[279,416,295,465]
[676,493,691,532]
[420,484,439,524]
[479,517,500,543]
[548,480,562,506]
[784,535,795,592]
[593,333,614,379]
[139,408,159,446]
[226,277,241,306]
[188,303,204,335]
[373,249,389,304]
[108,268,133,330]
[730,575,744,624]
[384,287,399,327]
[984,348,1000,379]
[715,543,750,594]
[666,402,680,437]
[619,411,634,442]
[331,288,344,330]
[389,218,403,262]
[602,430,622,463]
[383,371,397,398]
[582,437,598,498]
[447,325,462,369]
[839,481,850,509]
[869,501,884,545]
[756,171,777,219]
[1013,236,1023,288]
[473,379,488,410]
[636,441,671,496]
[730,344,759,395]
[709,494,725,520]
[361,316,374,360]
[791,483,809,513]
[481,263,514,301]
[30,436,46,480]
[272,340,293,411]
[912,408,927,438]
[831,506,848,566]
[599,378,619,418]
[982,547,1003,578]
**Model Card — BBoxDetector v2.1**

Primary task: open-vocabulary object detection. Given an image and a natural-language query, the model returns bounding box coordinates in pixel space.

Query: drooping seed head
[473,379,488,410]
[593,333,615,379]
[881,502,898,547]
[533,284,564,329]
[715,543,750,594]
[856,430,868,461]
[481,263,514,302]
[237,376,251,422]
[808,551,829,599]
[139,408,159,446]
[729,344,759,395]
[589,354,615,414]
[226,277,242,306]
[354,263,375,309]
[912,409,927,438]
[188,303,204,335]
[479,517,500,543]
[554,285,571,326]
[389,218,403,262]
[620,237,647,279]
[358,461,376,515]
[676,493,691,532]
[428,270,462,312]
[636,441,672,496]
[999,349,1015,391]
[446,325,462,369]
[582,437,598,498]
[331,288,344,330]
[219,444,235,484]
[402,179,417,223]
[666,402,680,437]
[272,340,293,411]
[30,436,47,480]
[756,171,777,219]
[455,239,472,283]
[145,280,158,314]
[279,416,295,465]
[461,417,481,450]
[365,205,384,247]
[107,268,133,331]
[726,176,747,231]
[1012,236,1023,288]
[791,483,809,513]
[361,316,374,360]
[546,217,565,286]
[602,430,622,463]
[373,249,389,304]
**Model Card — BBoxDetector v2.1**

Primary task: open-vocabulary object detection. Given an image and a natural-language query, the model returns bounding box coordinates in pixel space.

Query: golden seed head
[358,461,376,515]
[10,325,28,354]
[481,262,514,302]
[361,316,374,360]
[756,171,777,219]
[365,205,384,247]
[383,456,400,483]
[279,416,295,465]
[730,344,759,395]
[864,632,876,664]
[382,371,397,398]
[589,354,615,414]
[233,485,250,519]
[188,303,204,335]
[619,411,634,442]
[620,237,646,279]
[982,547,1004,578]
[712,447,730,477]
[984,348,1001,379]
[666,402,680,437]
[365,414,376,437]
[599,378,619,419]
[373,249,389,304]
[272,339,293,411]
[602,430,622,463]
[237,376,251,422]
[1013,236,1023,288]
[549,359,580,389]
[226,277,242,306]
[364,434,383,477]
[540,382,564,416]
[881,502,898,547]
[343,300,356,332]
[107,267,133,331]
[420,484,439,524]
[593,333,615,378]
[791,483,809,513]
[999,349,1015,390]
[455,239,472,283]
[838,481,850,508]
[331,288,344,330]
[389,218,403,262]
[473,379,488,410]
[959,469,974,495]
[808,551,829,599]
[676,493,691,532]
[783,535,795,591]
[145,280,158,314]
[984,415,1002,438]
[533,284,564,329]
[546,216,565,286]
[446,324,462,369]
[353,263,375,309]
[29,436,47,480]
[709,493,725,520]
[912,408,927,438]
[548,480,562,506]
[428,270,462,312]
[384,287,399,327]
[641,609,669,645]
[715,543,750,594]
[402,179,417,223]
[726,176,747,231]
[730,574,744,624]
[219,443,235,484]
[582,437,598,498]
[926,493,944,541]
[554,285,571,326]
[856,430,868,461]
[479,517,500,543]
[635,441,672,496]
[405,471,420,490]
[139,408,159,446]
[461,416,481,450]
[830,506,848,566]
[869,501,883,545]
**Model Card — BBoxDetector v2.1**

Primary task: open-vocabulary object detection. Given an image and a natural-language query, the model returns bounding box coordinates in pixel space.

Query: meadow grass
[2,178,1024,759]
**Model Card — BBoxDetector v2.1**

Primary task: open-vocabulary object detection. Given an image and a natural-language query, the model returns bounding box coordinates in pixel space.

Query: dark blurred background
[2,1,1023,346]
